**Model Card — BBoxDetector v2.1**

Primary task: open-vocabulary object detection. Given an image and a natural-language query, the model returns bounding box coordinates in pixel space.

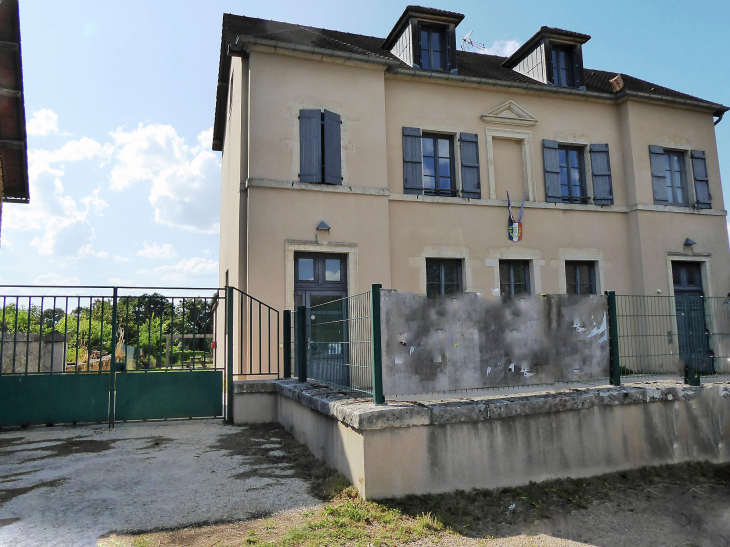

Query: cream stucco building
[213,6,730,316]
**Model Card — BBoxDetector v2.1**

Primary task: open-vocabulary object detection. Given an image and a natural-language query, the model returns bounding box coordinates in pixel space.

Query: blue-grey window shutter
[649,145,668,204]
[543,139,561,202]
[323,110,342,185]
[299,109,321,183]
[691,150,711,209]
[589,143,613,205]
[459,132,480,199]
[403,127,422,194]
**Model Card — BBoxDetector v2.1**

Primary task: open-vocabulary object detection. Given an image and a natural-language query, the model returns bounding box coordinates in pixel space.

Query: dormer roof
[503,26,590,68]
[382,6,464,50]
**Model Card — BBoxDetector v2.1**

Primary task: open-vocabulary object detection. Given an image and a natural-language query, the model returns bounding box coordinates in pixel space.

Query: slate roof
[213,13,728,150]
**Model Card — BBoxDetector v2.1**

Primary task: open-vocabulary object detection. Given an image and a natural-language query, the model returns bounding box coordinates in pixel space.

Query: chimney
[609,73,624,93]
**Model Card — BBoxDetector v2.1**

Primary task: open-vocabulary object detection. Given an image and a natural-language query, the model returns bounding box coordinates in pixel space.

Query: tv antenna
[461,30,487,53]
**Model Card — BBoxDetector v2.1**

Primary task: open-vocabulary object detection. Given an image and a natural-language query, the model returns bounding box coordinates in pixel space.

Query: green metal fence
[613,293,730,386]
[290,284,384,403]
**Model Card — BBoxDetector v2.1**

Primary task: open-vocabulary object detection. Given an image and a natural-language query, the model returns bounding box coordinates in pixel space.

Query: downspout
[714,111,724,126]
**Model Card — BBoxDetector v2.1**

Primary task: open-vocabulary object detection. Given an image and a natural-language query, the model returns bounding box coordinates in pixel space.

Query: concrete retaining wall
[380,291,609,395]
[1,333,69,374]
[233,379,730,500]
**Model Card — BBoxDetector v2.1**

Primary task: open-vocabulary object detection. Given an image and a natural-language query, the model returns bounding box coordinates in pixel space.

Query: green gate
[0,285,280,427]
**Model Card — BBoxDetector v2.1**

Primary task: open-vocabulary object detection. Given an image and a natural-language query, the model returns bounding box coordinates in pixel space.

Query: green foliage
[0,294,218,369]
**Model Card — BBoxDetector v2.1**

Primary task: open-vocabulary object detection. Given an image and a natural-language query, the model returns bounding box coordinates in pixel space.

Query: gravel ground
[0,420,321,547]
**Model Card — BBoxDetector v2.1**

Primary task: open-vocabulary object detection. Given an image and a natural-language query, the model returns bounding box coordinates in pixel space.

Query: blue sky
[2,0,729,288]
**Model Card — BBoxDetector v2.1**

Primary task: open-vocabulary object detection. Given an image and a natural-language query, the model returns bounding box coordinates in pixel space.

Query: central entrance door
[672,262,713,377]
[294,253,349,386]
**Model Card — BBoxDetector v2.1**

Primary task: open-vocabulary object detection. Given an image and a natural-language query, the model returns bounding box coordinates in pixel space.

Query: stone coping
[233,379,279,394]
[234,378,730,431]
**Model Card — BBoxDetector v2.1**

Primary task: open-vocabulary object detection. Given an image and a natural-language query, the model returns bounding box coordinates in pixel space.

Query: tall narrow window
[426,259,463,298]
[420,27,445,70]
[422,133,455,197]
[558,146,586,203]
[551,46,573,87]
[565,261,596,295]
[650,146,688,207]
[499,261,531,296]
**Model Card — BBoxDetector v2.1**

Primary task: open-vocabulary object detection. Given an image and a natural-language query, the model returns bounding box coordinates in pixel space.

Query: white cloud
[152,257,218,282]
[1,239,13,253]
[137,241,177,260]
[108,277,133,285]
[109,124,220,233]
[27,109,59,137]
[114,255,132,263]
[78,244,109,258]
[484,39,521,57]
[34,272,81,285]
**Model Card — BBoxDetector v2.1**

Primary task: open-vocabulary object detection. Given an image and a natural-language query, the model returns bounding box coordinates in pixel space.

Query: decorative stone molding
[480,101,538,127]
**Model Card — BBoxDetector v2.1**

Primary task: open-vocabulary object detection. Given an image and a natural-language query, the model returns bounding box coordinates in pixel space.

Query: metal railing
[225,286,279,378]
[287,284,384,403]
[612,293,730,386]
[0,285,224,376]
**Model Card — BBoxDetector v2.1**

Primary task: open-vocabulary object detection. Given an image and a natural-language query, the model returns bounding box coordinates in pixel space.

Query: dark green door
[294,253,349,386]
[673,262,714,375]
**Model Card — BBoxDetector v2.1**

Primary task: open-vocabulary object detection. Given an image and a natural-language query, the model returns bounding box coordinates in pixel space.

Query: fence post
[606,290,621,386]
[283,310,292,379]
[296,306,307,383]
[226,286,235,424]
[371,284,385,404]
[108,287,119,428]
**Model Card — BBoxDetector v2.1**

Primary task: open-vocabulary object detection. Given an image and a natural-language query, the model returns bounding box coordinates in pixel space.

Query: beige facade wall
[219,47,730,318]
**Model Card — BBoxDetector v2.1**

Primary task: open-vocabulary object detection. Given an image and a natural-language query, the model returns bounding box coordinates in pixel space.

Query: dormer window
[420,27,446,70]
[503,27,590,89]
[383,6,464,73]
[551,45,574,87]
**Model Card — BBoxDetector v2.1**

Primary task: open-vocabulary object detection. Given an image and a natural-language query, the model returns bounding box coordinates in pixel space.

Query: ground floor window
[426,258,462,298]
[499,260,530,296]
[565,261,596,295]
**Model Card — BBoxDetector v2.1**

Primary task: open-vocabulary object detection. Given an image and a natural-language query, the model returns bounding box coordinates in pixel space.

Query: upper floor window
[544,140,613,205]
[426,258,463,298]
[500,260,531,296]
[566,261,596,295]
[649,146,687,207]
[650,145,712,209]
[403,128,480,198]
[551,46,574,87]
[299,109,342,185]
[558,145,587,203]
[420,27,446,70]
[422,133,455,196]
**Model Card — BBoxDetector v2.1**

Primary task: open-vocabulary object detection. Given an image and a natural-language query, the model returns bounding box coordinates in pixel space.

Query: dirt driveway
[0,421,322,547]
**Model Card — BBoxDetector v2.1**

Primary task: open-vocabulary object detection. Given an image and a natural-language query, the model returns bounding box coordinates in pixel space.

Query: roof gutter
[715,111,725,126]
[387,66,728,115]
[229,35,402,68]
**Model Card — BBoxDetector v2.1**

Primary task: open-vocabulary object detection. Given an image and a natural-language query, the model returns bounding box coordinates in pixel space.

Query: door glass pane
[325,259,341,282]
[439,177,451,191]
[298,258,314,281]
[672,264,683,286]
[423,176,436,190]
[686,264,702,288]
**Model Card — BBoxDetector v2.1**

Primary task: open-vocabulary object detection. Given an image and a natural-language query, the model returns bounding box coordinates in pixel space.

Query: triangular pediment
[480,101,537,126]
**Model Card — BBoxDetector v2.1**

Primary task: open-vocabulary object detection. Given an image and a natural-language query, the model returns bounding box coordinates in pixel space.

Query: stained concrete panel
[380,291,609,395]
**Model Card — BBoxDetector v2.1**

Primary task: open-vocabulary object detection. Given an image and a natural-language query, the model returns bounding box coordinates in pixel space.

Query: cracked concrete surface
[0,420,320,547]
